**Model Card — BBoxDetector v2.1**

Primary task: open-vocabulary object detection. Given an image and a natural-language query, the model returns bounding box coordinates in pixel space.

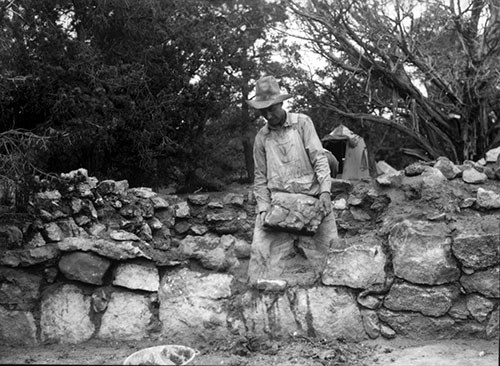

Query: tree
[288,0,500,164]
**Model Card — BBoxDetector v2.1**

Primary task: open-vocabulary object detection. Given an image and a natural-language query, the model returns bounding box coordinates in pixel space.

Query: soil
[0,336,498,365]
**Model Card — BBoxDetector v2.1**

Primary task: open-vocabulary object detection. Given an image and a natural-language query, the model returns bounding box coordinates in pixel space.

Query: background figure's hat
[246,76,292,109]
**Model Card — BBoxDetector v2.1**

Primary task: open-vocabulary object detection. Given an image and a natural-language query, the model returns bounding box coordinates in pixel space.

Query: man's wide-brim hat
[246,76,292,109]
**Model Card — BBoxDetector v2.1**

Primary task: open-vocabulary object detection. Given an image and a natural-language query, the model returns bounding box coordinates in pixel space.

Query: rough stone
[384,281,459,317]
[187,194,210,205]
[388,220,460,285]
[0,225,23,249]
[129,187,157,199]
[322,234,386,289]
[43,222,64,242]
[466,294,495,322]
[476,188,500,209]
[451,215,499,269]
[378,308,456,339]
[233,286,365,341]
[460,266,500,298]
[174,201,190,218]
[40,284,95,344]
[0,244,60,267]
[448,296,471,320]
[113,261,160,292]
[263,192,325,235]
[462,168,488,184]
[0,267,43,310]
[486,308,499,339]
[98,291,152,341]
[159,268,233,343]
[223,193,245,207]
[434,157,461,179]
[360,309,380,339]
[0,307,37,345]
[58,251,111,285]
[58,237,150,261]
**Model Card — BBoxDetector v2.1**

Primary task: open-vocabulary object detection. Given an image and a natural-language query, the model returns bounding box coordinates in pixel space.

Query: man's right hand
[259,211,267,223]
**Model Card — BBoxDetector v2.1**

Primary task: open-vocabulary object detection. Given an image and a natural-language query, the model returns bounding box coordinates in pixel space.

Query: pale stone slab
[113,261,160,292]
[40,284,95,344]
[98,291,152,341]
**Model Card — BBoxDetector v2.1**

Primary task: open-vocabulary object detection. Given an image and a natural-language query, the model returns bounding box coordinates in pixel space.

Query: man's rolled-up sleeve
[300,116,331,194]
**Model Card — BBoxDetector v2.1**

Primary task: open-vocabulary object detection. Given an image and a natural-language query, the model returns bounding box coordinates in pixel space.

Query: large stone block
[460,266,500,298]
[159,268,233,343]
[322,234,386,289]
[388,220,460,285]
[40,284,95,344]
[263,192,325,235]
[0,307,37,345]
[384,281,459,317]
[0,267,43,310]
[451,215,500,269]
[113,261,159,292]
[98,291,152,341]
[231,287,366,341]
[58,251,111,285]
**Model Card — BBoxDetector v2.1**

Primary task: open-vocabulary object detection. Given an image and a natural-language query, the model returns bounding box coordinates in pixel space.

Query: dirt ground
[0,336,498,366]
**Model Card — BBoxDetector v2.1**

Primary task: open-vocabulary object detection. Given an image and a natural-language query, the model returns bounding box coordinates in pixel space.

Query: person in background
[324,148,339,178]
[246,75,339,289]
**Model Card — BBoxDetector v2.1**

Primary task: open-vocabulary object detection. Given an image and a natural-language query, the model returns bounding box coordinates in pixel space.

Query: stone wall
[0,154,499,347]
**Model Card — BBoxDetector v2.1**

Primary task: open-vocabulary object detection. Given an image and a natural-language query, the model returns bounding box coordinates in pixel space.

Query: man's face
[258,103,285,127]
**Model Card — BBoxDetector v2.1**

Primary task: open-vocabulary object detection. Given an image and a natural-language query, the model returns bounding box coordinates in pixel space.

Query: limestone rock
[263,192,325,235]
[460,266,500,298]
[486,308,499,339]
[0,307,37,345]
[462,168,488,184]
[98,291,153,340]
[40,284,95,344]
[360,309,380,339]
[0,244,60,267]
[476,188,500,209]
[223,193,245,206]
[466,294,495,322]
[159,268,233,343]
[42,222,64,242]
[378,308,456,339]
[322,234,386,289]
[384,281,459,317]
[174,201,190,218]
[0,225,23,249]
[388,220,460,285]
[58,251,111,285]
[0,268,43,310]
[451,215,499,269]
[434,156,461,179]
[113,261,160,292]
[58,237,150,261]
[232,286,365,341]
[187,194,210,205]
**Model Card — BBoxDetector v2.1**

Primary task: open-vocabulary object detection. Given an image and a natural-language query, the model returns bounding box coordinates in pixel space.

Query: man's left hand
[319,192,332,215]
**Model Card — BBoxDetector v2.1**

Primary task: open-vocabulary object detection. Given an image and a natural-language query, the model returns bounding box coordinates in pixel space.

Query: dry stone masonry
[0,149,499,347]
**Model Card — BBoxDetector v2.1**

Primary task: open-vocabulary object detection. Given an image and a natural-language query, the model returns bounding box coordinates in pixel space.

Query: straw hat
[246,76,292,109]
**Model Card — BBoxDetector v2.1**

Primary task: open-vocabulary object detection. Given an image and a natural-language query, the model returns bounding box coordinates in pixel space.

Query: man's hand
[319,192,332,215]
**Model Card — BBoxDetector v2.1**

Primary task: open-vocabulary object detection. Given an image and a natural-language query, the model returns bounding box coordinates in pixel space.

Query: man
[246,75,338,288]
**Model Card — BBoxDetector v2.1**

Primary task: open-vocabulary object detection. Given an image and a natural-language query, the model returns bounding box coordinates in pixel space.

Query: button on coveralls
[249,112,338,286]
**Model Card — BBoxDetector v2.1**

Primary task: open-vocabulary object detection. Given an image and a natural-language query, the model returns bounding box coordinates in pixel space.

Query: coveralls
[249,112,339,286]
